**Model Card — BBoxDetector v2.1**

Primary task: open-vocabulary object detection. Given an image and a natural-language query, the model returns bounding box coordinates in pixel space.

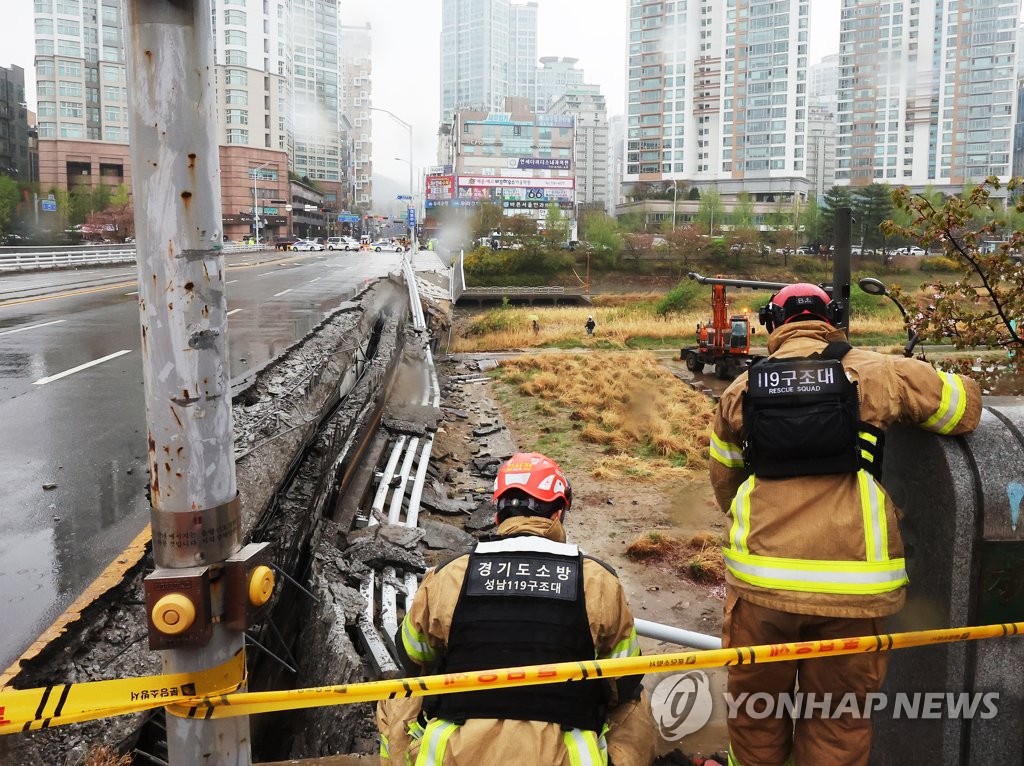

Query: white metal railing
[0,242,266,272]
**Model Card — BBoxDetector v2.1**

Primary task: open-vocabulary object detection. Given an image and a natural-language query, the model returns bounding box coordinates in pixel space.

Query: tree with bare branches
[884,178,1023,391]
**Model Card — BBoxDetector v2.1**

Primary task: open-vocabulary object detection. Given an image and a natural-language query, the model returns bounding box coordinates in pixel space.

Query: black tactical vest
[430,535,609,731]
[743,341,879,478]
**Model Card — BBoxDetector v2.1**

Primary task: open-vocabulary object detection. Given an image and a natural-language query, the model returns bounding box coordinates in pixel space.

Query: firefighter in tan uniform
[709,284,981,766]
[377,452,657,766]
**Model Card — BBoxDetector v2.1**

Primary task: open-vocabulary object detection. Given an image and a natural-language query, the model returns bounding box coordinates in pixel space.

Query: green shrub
[919,255,960,273]
[656,279,703,315]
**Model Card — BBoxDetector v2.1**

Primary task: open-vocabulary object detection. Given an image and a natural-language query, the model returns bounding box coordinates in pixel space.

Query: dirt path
[429,354,730,761]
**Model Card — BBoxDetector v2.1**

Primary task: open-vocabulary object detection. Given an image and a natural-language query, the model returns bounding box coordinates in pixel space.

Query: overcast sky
[3,0,841,197]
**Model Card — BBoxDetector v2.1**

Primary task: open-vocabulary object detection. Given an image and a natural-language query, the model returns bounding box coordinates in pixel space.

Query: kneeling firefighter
[377,452,656,766]
[708,283,981,766]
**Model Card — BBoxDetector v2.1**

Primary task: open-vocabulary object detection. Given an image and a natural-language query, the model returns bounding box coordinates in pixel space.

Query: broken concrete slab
[419,518,475,553]
[344,534,426,572]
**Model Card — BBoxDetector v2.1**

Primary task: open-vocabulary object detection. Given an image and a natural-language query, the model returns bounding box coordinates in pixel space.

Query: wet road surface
[0,250,403,671]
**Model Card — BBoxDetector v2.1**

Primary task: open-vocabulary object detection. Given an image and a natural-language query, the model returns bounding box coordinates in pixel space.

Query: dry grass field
[494,351,717,481]
[453,300,908,353]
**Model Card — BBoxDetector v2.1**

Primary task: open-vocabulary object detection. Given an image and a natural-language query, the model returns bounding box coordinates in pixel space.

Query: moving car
[326,236,359,251]
[370,239,406,252]
[291,238,325,251]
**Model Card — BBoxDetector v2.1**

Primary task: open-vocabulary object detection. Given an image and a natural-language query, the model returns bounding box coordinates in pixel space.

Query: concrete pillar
[872,400,1024,765]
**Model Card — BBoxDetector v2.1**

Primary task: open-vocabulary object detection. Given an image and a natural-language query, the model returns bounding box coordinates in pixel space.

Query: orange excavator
[681,272,791,380]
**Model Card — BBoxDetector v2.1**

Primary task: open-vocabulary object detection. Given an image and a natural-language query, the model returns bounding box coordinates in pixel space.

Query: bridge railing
[0,242,264,272]
[460,285,569,295]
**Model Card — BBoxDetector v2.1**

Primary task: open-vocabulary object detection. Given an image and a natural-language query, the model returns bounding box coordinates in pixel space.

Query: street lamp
[370,106,415,253]
[859,277,920,357]
[669,180,678,231]
[251,160,272,248]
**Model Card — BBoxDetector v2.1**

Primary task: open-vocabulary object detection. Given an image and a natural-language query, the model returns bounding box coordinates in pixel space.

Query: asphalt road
[0,249,403,671]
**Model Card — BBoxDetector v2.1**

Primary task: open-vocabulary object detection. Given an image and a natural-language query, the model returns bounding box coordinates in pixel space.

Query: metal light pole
[251,160,272,248]
[670,180,678,231]
[126,1,252,763]
[370,106,415,253]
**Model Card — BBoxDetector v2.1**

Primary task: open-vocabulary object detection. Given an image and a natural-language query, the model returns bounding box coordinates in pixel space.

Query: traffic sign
[407,208,416,227]
[41,199,57,212]
[396,195,412,200]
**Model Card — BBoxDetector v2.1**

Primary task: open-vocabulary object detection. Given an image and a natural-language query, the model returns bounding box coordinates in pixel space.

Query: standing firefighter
[378,452,656,766]
[708,283,981,766]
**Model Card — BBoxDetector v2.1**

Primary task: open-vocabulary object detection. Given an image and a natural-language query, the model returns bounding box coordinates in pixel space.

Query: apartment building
[341,23,373,211]
[440,0,512,125]
[548,86,609,207]
[0,65,32,180]
[836,0,1018,195]
[623,0,811,203]
[806,102,837,201]
[30,0,368,240]
[510,2,539,110]
[535,56,586,115]
[809,53,839,114]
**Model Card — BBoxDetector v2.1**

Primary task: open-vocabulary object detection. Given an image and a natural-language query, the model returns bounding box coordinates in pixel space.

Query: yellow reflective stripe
[860,449,874,462]
[857,470,887,562]
[414,719,459,766]
[722,548,908,594]
[860,430,878,445]
[380,733,389,759]
[921,372,967,435]
[401,616,436,664]
[563,727,607,766]
[606,627,640,659]
[728,476,756,555]
[710,432,745,467]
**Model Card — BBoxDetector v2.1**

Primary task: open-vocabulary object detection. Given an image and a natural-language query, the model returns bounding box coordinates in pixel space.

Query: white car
[327,236,359,251]
[292,239,324,251]
[371,240,405,252]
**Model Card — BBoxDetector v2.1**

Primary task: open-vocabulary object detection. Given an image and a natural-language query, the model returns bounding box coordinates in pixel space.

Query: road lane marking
[308,278,321,283]
[0,281,137,308]
[0,319,66,337]
[226,308,243,316]
[226,280,238,284]
[33,349,132,386]
[124,291,138,296]
[258,270,284,277]
[273,289,292,297]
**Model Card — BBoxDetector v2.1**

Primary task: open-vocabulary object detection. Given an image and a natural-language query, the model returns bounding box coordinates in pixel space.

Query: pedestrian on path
[585,315,596,336]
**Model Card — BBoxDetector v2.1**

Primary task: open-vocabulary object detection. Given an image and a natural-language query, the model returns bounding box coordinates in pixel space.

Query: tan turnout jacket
[377,515,656,766]
[709,320,982,618]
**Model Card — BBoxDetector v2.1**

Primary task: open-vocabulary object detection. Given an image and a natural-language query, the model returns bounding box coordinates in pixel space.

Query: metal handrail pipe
[387,437,420,525]
[370,435,408,517]
[402,438,434,530]
[634,618,722,650]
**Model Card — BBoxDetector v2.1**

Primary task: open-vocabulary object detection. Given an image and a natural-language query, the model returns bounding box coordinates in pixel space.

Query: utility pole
[126,2,260,763]
[833,206,852,334]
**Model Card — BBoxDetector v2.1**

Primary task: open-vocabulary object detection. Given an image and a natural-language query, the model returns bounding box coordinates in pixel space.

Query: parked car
[326,236,359,251]
[893,246,927,256]
[292,238,325,251]
[274,235,300,251]
[371,239,405,252]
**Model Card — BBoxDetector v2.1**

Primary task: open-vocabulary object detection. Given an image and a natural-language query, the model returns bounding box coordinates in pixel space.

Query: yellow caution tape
[0,648,245,734]
[1,621,1020,731]
[167,620,1023,720]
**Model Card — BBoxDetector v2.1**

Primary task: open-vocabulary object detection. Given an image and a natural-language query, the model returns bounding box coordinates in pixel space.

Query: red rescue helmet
[493,452,572,518]
[762,282,839,331]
